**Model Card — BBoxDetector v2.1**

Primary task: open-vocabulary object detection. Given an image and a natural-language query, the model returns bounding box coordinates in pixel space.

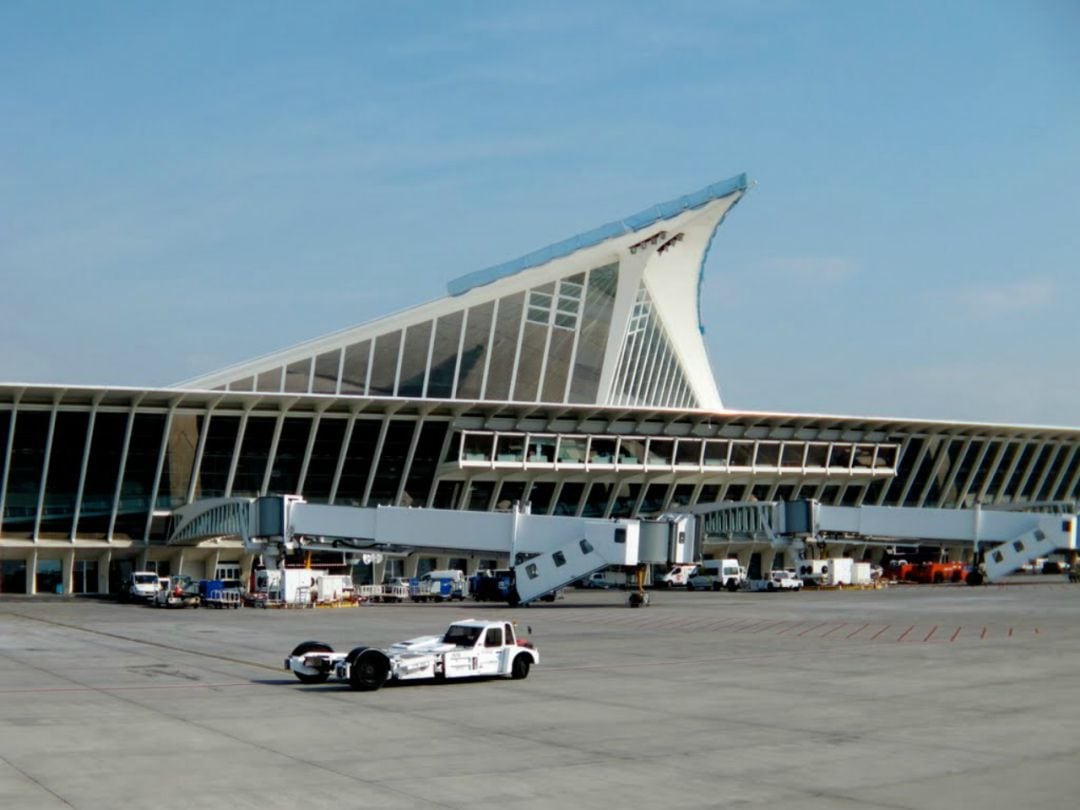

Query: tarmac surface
[2,580,1079,809]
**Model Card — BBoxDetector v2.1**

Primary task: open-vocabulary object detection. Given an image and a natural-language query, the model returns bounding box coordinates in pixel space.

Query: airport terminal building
[2,174,1079,594]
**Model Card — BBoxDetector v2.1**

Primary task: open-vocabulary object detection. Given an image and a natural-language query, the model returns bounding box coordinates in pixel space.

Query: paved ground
[1,581,1079,809]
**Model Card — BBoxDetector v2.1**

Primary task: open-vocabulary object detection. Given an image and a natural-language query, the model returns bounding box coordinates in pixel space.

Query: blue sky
[1,1,1078,425]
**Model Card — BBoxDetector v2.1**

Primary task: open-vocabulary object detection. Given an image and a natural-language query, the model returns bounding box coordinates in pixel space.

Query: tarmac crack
[0,754,77,808]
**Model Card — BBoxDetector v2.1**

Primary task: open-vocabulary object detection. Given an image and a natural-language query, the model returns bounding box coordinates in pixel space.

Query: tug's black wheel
[511,654,531,680]
[289,641,333,684]
[347,647,390,691]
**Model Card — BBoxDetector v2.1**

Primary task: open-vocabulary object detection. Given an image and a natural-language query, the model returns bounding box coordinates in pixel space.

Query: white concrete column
[98,550,112,594]
[172,549,186,578]
[373,560,387,584]
[240,553,256,591]
[61,549,75,596]
[761,549,776,574]
[435,556,450,571]
[27,549,38,594]
[465,557,481,576]
[403,555,419,579]
[137,548,150,570]
[204,549,221,580]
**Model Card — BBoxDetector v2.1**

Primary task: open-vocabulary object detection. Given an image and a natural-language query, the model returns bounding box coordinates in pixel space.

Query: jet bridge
[168,496,696,605]
[693,499,1076,583]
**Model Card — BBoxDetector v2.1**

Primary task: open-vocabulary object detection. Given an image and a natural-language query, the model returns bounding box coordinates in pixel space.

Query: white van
[657,564,698,588]
[128,571,162,602]
[704,559,744,591]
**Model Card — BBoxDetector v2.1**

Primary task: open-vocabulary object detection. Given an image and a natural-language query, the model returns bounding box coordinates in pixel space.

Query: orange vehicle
[884,561,918,582]
[907,561,970,584]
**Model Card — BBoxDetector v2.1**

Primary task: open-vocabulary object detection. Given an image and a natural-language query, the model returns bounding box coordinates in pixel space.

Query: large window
[284,358,311,393]
[370,330,402,397]
[302,418,347,502]
[312,349,341,394]
[402,421,449,507]
[569,264,617,403]
[77,412,129,538]
[267,418,312,495]
[398,321,433,398]
[196,415,241,499]
[487,293,524,401]
[40,411,89,539]
[2,410,50,538]
[158,414,200,508]
[232,417,276,497]
[114,413,166,540]
[456,302,494,399]
[256,367,282,392]
[554,482,584,516]
[340,340,370,395]
[335,419,381,506]
[427,312,463,399]
[367,420,415,505]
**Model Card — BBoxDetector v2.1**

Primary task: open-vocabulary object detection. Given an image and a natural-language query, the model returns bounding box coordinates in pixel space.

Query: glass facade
[198,260,693,409]
[1,390,1077,599]
[612,282,697,408]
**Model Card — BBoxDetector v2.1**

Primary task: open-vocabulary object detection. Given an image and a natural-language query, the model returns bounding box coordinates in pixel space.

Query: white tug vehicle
[285,619,539,691]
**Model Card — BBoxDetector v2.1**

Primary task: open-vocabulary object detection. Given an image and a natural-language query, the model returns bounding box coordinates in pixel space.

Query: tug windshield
[442,625,483,647]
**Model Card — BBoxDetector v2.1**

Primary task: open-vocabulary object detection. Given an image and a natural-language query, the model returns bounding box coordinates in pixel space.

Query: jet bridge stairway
[511,536,615,606]
[979,524,1068,583]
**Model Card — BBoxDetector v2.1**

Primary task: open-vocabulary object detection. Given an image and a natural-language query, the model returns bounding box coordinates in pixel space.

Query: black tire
[933,573,944,584]
[767,582,776,592]
[511,654,531,680]
[686,582,695,592]
[726,579,739,593]
[507,587,521,607]
[347,648,390,692]
[290,640,334,684]
[711,581,721,592]
[966,571,984,586]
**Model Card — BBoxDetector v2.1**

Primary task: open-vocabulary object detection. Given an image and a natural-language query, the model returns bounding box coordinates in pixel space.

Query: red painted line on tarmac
[753,621,785,634]
[845,623,870,639]
[796,622,830,637]
[738,620,771,632]
[949,626,963,642]
[980,627,988,639]
[775,623,803,635]
[820,623,847,638]
[1034,628,1040,635]
[0,681,257,695]
[896,625,916,642]
[922,625,938,642]
[869,624,892,640]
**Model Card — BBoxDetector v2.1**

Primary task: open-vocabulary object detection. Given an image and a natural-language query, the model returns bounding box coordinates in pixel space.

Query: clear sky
[2,1,1078,426]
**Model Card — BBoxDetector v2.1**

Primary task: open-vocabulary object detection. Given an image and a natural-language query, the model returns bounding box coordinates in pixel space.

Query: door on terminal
[748,552,763,580]
[1,560,28,594]
[109,559,134,594]
[72,560,99,594]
